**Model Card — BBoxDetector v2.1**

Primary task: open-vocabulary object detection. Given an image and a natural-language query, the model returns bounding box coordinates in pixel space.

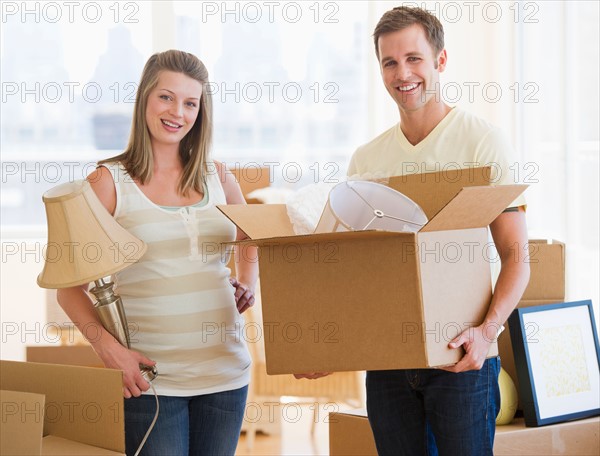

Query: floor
[235,402,339,455]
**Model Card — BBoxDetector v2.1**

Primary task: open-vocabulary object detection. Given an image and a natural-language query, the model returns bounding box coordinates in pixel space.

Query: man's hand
[440,323,501,373]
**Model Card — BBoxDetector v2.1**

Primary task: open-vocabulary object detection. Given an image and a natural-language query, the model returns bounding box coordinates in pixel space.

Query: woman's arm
[56,166,155,397]
[214,161,259,313]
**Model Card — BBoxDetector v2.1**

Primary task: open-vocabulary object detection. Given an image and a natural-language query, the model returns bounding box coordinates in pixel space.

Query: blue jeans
[366,357,500,456]
[125,385,248,456]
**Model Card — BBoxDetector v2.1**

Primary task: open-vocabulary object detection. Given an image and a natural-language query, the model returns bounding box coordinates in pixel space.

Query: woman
[57,50,258,455]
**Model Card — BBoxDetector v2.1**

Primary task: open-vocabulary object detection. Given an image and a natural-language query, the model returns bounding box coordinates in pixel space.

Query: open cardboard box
[219,168,527,374]
[0,360,124,455]
[329,409,600,456]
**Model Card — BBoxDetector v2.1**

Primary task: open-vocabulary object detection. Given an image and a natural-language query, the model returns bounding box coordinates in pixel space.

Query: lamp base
[90,279,159,383]
[141,364,158,383]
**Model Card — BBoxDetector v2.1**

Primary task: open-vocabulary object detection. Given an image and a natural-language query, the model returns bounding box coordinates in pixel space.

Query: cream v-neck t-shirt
[348,107,526,208]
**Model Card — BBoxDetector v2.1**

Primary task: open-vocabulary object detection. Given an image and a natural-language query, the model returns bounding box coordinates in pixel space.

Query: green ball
[496,367,518,425]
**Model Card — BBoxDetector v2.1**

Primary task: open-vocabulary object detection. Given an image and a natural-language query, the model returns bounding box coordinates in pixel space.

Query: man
[347,6,530,455]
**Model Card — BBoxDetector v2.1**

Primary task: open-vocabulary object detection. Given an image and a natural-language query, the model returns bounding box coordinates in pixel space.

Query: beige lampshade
[37,179,147,289]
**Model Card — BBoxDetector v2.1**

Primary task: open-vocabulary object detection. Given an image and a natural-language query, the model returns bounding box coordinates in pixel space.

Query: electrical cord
[133,383,160,456]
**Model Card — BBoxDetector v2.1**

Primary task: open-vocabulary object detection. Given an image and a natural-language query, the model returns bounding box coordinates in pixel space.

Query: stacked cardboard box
[498,239,566,401]
[329,409,600,456]
[230,166,271,204]
[0,360,125,455]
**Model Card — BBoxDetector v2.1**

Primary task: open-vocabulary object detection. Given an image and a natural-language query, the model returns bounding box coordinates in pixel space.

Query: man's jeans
[366,357,501,456]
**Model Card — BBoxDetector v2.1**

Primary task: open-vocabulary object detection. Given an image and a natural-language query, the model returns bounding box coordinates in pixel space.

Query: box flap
[246,229,406,247]
[41,435,125,455]
[0,361,124,454]
[217,204,294,239]
[26,345,103,367]
[420,185,527,232]
[1,390,45,456]
[337,408,368,418]
[388,166,492,219]
[222,220,406,247]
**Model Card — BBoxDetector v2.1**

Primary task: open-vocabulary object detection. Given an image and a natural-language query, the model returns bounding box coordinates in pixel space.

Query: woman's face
[145,70,203,148]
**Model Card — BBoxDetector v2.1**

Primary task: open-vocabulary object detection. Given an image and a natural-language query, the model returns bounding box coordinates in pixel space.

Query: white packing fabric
[283,176,428,235]
[285,181,338,235]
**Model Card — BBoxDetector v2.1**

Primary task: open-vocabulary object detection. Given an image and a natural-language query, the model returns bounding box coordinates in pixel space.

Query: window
[1,0,597,310]
[1,1,152,228]
[515,1,599,308]
[172,0,369,185]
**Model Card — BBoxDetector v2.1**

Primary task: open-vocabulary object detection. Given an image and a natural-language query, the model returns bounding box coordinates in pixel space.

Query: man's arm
[442,207,530,373]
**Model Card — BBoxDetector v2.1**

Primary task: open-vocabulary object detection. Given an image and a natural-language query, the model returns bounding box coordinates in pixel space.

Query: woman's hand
[56,286,155,399]
[293,372,332,380]
[95,340,156,398]
[229,277,256,313]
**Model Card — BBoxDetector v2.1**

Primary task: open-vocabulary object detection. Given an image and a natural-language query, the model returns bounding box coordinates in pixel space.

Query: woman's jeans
[366,357,501,456]
[125,385,248,456]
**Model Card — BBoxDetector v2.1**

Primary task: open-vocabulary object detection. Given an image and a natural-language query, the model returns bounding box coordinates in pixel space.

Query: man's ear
[437,49,448,72]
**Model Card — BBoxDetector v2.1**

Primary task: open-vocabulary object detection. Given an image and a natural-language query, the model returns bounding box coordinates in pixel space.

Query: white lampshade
[315,180,428,233]
[37,180,147,289]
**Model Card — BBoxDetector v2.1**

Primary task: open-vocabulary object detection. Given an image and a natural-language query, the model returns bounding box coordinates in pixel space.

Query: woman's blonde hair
[99,50,213,196]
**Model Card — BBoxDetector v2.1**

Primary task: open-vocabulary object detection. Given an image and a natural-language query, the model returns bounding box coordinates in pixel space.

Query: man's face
[378,24,446,114]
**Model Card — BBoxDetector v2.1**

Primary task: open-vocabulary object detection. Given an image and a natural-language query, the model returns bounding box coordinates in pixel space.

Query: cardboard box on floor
[494,416,600,455]
[498,239,566,399]
[329,409,377,456]
[219,167,527,374]
[0,360,124,455]
[329,409,600,456]
[1,390,45,456]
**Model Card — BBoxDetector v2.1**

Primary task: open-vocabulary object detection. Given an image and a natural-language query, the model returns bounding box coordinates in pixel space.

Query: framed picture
[508,300,600,427]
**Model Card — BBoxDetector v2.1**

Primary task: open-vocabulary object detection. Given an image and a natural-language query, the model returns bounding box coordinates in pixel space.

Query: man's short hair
[373,6,445,60]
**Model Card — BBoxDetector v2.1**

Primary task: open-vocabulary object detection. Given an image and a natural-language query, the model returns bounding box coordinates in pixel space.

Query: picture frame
[508,300,600,427]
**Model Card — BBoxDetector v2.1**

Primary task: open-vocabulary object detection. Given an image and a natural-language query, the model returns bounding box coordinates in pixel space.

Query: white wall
[1,238,50,360]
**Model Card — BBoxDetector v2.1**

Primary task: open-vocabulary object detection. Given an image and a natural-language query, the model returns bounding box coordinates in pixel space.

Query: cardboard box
[498,239,566,398]
[219,168,526,374]
[26,345,103,367]
[230,166,270,204]
[0,360,124,455]
[227,166,271,277]
[494,417,600,455]
[329,409,377,456]
[1,390,45,456]
[329,409,600,456]
[41,435,124,455]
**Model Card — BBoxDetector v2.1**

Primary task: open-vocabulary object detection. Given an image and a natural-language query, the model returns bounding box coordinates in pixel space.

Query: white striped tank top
[105,162,251,396]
